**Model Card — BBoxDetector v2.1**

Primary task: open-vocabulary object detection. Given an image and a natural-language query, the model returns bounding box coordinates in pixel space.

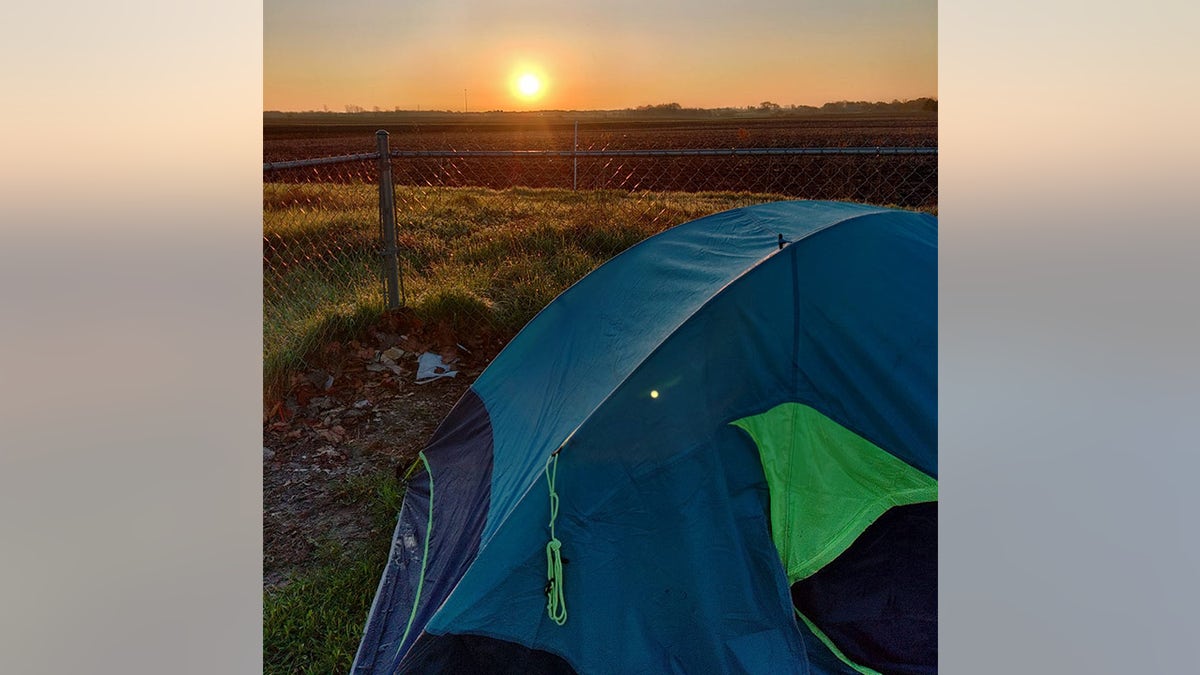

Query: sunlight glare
[517,73,541,97]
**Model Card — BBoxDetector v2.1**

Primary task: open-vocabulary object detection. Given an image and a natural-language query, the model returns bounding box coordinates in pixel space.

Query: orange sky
[265,1,936,112]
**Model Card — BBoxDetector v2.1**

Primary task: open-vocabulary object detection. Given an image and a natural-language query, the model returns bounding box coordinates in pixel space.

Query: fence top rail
[263,146,937,171]
[386,146,937,159]
[263,151,380,172]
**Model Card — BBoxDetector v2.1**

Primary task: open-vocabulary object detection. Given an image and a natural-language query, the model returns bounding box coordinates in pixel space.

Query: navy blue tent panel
[353,389,494,668]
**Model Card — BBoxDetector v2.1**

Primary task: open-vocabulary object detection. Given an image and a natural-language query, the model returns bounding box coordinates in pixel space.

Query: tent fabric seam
[785,244,802,566]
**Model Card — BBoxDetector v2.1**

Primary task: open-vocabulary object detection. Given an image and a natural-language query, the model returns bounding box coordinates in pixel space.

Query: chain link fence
[263,156,386,385]
[264,126,936,388]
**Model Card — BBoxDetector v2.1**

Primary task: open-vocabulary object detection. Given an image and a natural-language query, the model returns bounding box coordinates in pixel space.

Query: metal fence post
[376,130,401,309]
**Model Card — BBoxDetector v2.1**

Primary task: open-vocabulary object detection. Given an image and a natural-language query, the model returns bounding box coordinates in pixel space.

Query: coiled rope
[544,452,567,625]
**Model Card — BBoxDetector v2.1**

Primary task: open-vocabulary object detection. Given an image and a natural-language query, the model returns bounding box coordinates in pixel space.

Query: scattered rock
[264,447,276,461]
[354,399,372,409]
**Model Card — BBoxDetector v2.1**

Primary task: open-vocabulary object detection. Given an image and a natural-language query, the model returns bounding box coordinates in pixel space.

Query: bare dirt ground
[262,311,506,589]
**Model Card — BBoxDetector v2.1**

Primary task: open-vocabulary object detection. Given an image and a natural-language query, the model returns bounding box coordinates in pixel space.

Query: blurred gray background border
[2,0,1199,672]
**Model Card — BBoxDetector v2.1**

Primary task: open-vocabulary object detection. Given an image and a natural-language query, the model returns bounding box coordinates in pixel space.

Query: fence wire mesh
[263,158,385,383]
[392,151,936,206]
[263,124,936,386]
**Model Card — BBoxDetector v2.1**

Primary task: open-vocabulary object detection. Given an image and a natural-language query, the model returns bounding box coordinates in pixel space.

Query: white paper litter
[416,352,458,384]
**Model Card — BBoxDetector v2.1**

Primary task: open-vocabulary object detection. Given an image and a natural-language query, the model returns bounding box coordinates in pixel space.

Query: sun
[517,73,541,97]
[510,67,546,103]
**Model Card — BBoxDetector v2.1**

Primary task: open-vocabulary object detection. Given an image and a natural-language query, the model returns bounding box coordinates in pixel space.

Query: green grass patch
[334,470,408,527]
[264,470,405,675]
[262,541,382,675]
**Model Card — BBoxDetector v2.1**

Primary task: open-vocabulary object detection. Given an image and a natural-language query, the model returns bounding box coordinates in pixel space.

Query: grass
[263,184,790,398]
[264,182,386,397]
[263,470,405,675]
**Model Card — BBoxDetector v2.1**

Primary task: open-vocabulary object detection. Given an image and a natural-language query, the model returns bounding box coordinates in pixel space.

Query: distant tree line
[818,98,937,113]
[264,97,937,118]
[628,98,936,116]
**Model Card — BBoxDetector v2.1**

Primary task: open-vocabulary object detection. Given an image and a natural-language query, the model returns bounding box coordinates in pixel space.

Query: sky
[264,0,936,112]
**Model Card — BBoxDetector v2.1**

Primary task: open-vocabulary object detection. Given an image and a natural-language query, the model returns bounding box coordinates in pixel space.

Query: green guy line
[395,451,434,660]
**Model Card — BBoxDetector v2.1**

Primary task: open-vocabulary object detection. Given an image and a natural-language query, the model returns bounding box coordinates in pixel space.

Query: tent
[352,200,937,674]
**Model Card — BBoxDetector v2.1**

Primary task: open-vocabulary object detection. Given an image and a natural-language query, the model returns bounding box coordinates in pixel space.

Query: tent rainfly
[352,200,937,675]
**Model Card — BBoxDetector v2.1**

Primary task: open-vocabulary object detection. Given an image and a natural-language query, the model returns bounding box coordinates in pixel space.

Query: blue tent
[353,200,937,674]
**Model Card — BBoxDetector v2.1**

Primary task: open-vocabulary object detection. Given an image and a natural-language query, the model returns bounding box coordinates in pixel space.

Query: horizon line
[263,97,938,115]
